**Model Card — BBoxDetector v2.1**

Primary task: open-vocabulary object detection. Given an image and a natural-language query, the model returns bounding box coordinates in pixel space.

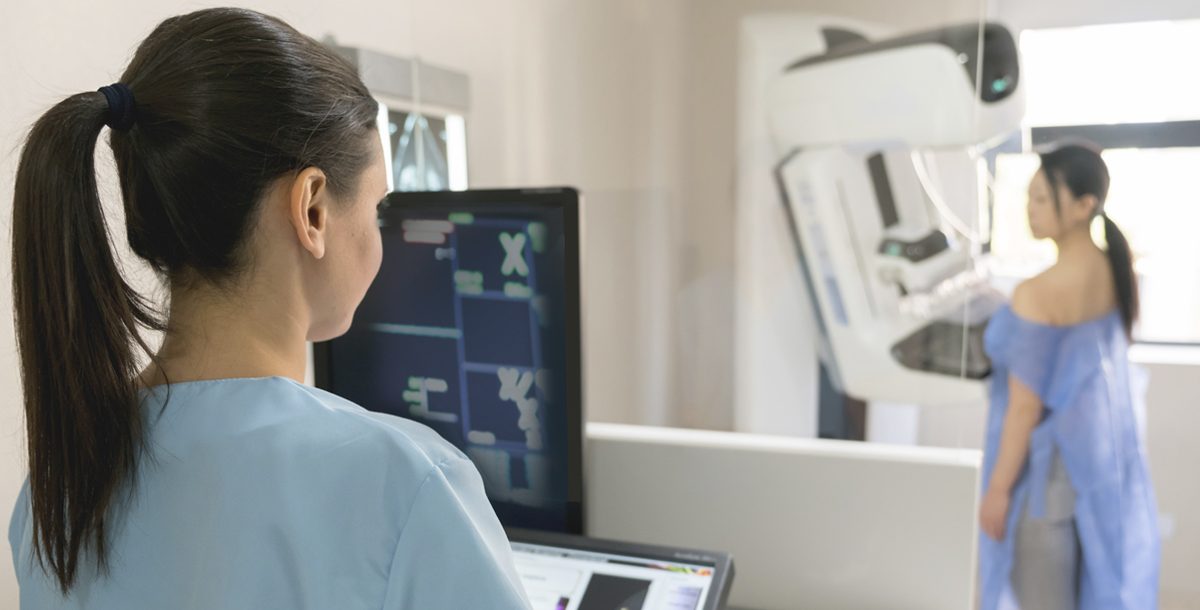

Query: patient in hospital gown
[979,305,1159,610]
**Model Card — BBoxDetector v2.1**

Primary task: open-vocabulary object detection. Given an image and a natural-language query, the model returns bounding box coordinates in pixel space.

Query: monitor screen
[510,531,731,610]
[315,188,583,534]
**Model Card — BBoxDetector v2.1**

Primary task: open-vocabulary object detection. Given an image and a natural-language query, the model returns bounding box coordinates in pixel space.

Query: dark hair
[1038,142,1138,337]
[11,8,378,592]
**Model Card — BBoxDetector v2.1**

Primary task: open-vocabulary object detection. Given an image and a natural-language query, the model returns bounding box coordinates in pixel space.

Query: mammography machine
[741,20,1025,417]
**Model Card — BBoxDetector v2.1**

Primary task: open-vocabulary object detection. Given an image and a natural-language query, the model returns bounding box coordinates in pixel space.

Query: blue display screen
[325,203,573,532]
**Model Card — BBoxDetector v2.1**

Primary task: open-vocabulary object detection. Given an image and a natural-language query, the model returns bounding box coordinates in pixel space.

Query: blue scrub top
[9,376,532,610]
[980,306,1159,610]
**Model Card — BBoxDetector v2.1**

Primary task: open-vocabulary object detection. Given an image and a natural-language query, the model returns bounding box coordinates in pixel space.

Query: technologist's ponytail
[1038,143,1138,337]
[12,92,162,592]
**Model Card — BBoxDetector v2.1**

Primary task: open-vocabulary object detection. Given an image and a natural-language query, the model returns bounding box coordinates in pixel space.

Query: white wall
[0,0,687,604]
[1135,353,1200,608]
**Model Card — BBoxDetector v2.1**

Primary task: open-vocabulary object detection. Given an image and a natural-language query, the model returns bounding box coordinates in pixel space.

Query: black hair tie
[98,83,136,132]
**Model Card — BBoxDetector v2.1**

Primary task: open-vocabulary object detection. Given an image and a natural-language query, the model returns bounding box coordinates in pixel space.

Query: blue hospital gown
[980,306,1159,610]
[9,376,532,610]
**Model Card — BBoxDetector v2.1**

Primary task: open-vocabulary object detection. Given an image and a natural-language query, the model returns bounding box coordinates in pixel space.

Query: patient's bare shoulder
[1011,274,1057,325]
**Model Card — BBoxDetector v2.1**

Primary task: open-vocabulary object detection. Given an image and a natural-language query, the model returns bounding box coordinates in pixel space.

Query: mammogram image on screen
[330,207,571,531]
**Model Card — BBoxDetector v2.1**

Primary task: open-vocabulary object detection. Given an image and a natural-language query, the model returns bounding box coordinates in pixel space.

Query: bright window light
[1020,21,1200,127]
[446,115,469,191]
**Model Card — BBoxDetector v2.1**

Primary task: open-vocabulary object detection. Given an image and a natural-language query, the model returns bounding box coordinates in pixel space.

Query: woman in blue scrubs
[8,8,530,609]
[978,143,1159,609]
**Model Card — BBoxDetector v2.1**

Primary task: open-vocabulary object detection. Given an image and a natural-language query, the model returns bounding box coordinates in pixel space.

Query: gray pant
[1011,453,1081,610]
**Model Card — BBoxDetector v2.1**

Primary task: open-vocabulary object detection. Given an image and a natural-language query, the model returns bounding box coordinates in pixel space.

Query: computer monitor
[314,188,584,534]
[508,529,734,610]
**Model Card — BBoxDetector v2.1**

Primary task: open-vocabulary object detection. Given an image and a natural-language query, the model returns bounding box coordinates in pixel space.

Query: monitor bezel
[312,187,585,535]
[506,527,736,610]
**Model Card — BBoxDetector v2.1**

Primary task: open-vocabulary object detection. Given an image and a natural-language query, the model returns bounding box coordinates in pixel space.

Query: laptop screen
[512,540,721,610]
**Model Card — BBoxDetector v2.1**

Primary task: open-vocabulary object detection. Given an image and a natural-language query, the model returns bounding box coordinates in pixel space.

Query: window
[990,20,1200,344]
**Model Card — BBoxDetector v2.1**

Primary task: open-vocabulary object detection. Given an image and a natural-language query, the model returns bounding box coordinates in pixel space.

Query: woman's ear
[1076,193,1100,222]
[288,167,329,259]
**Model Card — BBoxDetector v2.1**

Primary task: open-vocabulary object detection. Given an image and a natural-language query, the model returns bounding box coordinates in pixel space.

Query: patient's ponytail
[1102,214,1138,337]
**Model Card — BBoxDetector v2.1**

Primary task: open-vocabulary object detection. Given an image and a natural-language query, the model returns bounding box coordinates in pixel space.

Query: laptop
[509,529,734,610]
